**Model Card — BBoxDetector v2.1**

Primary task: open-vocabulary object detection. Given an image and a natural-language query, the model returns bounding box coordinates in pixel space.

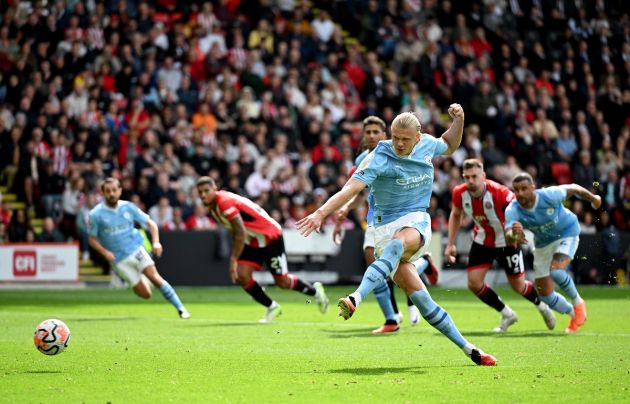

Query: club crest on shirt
[123,211,132,220]
[424,155,431,163]
[546,208,554,215]
[485,201,492,209]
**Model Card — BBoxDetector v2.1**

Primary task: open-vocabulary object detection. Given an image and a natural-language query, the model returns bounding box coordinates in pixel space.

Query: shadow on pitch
[70,317,142,322]
[322,328,400,338]
[329,366,428,375]
[463,331,563,338]
[23,370,62,374]
[184,322,262,327]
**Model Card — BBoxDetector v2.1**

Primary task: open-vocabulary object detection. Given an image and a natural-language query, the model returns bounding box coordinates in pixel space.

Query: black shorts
[238,236,288,276]
[467,242,524,276]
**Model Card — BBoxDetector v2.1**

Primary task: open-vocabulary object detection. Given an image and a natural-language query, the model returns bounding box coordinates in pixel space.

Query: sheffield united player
[196,177,328,323]
[444,159,555,332]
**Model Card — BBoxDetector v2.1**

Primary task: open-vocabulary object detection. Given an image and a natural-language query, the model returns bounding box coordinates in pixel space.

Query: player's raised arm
[440,103,465,155]
[297,178,366,237]
[561,184,602,209]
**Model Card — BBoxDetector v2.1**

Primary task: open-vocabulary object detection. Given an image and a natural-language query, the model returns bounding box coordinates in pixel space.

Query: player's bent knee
[237,276,252,287]
[507,276,525,292]
[275,275,291,289]
[134,286,151,299]
[467,280,483,292]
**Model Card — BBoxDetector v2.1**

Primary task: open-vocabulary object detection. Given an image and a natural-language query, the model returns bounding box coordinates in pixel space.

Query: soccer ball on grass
[33,319,70,355]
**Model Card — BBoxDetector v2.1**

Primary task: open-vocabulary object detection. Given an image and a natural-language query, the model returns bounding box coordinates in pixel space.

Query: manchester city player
[89,178,190,319]
[505,173,601,333]
[332,116,438,333]
[297,107,497,366]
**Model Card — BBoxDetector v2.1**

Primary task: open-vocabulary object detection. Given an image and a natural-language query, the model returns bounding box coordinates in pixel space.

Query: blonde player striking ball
[297,107,497,366]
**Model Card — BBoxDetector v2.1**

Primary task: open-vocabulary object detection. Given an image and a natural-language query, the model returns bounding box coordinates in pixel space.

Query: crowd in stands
[0,0,628,276]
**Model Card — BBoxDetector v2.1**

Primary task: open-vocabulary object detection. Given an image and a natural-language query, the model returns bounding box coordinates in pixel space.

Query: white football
[33,319,71,355]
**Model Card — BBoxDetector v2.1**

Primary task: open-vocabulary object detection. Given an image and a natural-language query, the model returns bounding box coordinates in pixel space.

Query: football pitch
[1,286,629,403]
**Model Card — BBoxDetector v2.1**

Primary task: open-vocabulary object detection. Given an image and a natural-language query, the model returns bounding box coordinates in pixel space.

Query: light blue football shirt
[354,149,375,226]
[88,201,150,263]
[504,186,580,248]
[352,136,448,226]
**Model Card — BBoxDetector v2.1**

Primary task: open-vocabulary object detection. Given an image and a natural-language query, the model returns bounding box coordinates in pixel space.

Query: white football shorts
[373,211,432,278]
[533,236,579,279]
[112,246,155,286]
[362,225,376,250]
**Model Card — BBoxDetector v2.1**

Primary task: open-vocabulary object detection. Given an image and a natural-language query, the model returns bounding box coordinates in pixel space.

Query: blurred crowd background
[0,0,628,282]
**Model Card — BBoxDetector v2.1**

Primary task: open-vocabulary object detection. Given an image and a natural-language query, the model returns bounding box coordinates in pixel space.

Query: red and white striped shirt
[210,191,282,248]
[452,180,514,248]
[52,145,70,175]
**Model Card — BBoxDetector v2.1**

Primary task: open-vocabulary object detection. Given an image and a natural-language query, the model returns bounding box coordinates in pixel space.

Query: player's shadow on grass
[322,329,402,338]
[329,366,428,375]
[185,322,263,327]
[23,370,62,374]
[464,331,562,338]
[70,317,142,322]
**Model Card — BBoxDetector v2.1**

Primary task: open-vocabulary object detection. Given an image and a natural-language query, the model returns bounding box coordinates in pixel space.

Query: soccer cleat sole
[337,297,356,320]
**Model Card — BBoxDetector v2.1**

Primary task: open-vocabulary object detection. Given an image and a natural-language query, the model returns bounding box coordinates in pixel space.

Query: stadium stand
[0,0,627,284]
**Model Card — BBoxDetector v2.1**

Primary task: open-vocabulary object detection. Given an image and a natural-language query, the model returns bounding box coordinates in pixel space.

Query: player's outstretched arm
[444,206,464,264]
[440,103,465,155]
[146,218,163,257]
[88,235,115,263]
[332,190,366,241]
[562,184,602,209]
[297,178,366,237]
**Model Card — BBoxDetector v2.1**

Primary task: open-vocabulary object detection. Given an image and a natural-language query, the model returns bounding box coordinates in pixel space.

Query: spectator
[244,164,273,199]
[60,175,84,240]
[0,221,7,244]
[185,204,215,230]
[8,208,29,242]
[579,211,597,235]
[149,196,175,229]
[0,195,10,226]
[76,192,98,261]
[37,217,64,242]
[573,150,597,190]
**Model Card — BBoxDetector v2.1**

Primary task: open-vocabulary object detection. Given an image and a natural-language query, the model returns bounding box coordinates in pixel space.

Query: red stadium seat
[551,162,572,184]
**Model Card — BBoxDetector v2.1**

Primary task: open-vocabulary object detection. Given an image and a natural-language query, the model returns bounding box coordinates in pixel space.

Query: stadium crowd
[0,0,628,280]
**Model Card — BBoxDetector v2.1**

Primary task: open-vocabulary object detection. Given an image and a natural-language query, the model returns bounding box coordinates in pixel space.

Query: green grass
[1,286,629,403]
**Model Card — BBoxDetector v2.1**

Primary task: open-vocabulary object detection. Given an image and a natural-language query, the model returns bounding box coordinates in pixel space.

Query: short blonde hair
[391,112,421,133]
